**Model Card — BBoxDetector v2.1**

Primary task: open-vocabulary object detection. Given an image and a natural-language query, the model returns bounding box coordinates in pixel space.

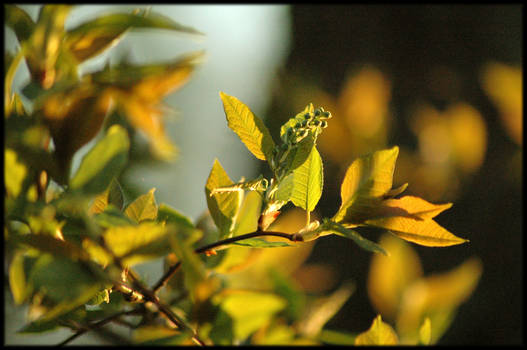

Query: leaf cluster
[5,4,470,346]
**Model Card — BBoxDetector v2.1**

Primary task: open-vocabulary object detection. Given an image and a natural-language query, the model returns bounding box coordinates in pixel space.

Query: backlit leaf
[69,125,129,195]
[9,251,30,304]
[219,290,286,341]
[397,257,482,343]
[334,146,399,224]
[5,148,27,198]
[89,178,124,214]
[419,317,431,345]
[65,11,203,62]
[355,315,398,345]
[205,159,241,238]
[83,222,171,267]
[290,147,323,212]
[365,216,468,247]
[125,188,158,223]
[220,92,276,161]
[372,195,452,221]
[367,233,423,320]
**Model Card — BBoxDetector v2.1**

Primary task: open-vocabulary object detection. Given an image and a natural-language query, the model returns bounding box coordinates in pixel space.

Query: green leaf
[89,178,124,214]
[366,217,468,247]
[4,148,27,198]
[318,329,357,345]
[354,315,398,345]
[13,233,90,261]
[9,251,30,304]
[219,92,275,161]
[29,255,105,320]
[289,147,323,212]
[169,227,217,303]
[4,5,36,43]
[93,206,136,228]
[133,325,191,345]
[333,146,399,224]
[233,238,291,248]
[125,188,158,223]
[86,288,111,306]
[269,268,306,321]
[157,203,195,230]
[323,220,387,255]
[419,317,432,345]
[65,11,203,62]
[83,222,172,267]
[205,159,241,238]
[220,290,286,341]
[210,175,268,195]
[70,125,130,195]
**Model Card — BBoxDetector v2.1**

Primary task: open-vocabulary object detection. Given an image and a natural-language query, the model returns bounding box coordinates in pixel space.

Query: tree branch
[151,230,303,293]
[57,309,141,346]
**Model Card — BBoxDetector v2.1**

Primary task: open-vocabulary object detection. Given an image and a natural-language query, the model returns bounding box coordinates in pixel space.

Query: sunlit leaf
[367,233,423,320]
[86,288,111,306]
[65,11,203,62]
[89,178,124,214]
[83,222,171,267]
[354,315,398,345]
[419,317,431,345]
[69,124,129,195]
[9,251,30,304]
[125,188,158,223]
[219,290,286,341]
[213,190,261,273]
[366,215,468,247]
[372,195,452,221]
[383,182,408,199]
[5,148,27,198]
[396,257,483,343]
[220,92,276,161]
[14,233,89,261]
[334,146,399,224]
[289,147,323,212]
[210,175,268,195]
[205,159,241,238]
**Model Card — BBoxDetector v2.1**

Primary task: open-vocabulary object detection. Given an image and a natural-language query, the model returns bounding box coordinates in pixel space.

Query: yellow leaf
[334,146,399,223]
[366,215,468,247]
[419,317,431,345]
[367,234,423,320]
[396,257,483,343]
[125,188,158,223]
[220,91,276,161]
[355,315,398,345]
[374,195,452,221]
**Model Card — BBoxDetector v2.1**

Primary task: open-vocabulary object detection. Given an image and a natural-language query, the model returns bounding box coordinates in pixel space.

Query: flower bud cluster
[281,107,332,146]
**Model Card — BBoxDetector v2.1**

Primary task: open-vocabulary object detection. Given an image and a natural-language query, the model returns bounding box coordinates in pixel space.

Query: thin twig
[57,309,140,346]
[152,230,303,293]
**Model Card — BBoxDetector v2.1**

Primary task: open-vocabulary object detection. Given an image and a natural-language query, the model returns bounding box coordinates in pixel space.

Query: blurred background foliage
[5,4,522,345]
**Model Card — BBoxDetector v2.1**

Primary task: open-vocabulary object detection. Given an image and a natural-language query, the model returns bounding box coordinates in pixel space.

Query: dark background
[263,5,522,345]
